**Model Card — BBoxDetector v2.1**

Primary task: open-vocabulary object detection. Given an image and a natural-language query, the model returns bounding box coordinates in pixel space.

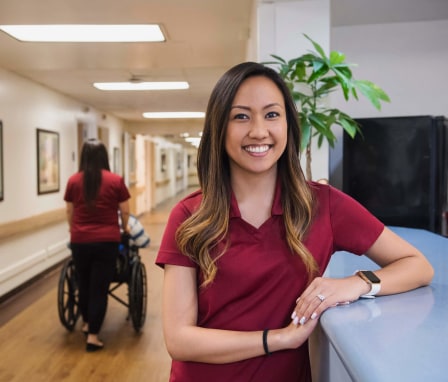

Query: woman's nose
[248,117,269,138]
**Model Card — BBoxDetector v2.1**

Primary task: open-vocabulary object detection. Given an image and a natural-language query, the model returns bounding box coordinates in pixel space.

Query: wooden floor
[0,189,194,382]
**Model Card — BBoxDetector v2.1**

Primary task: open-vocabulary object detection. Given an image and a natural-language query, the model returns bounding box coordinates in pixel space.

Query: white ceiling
[1,0,447,141]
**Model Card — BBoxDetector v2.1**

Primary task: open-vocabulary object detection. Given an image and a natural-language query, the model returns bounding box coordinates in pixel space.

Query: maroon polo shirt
[156,181,384,382]
[64,170,130,243]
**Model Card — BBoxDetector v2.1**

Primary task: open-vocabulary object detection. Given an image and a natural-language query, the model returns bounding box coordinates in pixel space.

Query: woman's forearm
[165,322,316,364]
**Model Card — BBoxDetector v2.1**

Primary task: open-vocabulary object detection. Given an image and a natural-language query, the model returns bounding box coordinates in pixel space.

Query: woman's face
[225,75,287,178]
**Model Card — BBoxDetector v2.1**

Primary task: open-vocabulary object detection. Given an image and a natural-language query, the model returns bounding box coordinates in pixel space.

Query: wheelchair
[57,234,148,333]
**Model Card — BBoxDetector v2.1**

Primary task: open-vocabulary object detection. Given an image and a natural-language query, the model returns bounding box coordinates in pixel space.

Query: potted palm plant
[264,34,390,180]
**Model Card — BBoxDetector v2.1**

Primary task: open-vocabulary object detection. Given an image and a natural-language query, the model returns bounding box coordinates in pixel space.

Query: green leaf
[308,62,329,83]
[338,80,351,101]
[360,80,390,102]
[354,79,390,110]
[299,115,312,152]
[317,133,324,148]
[338,118,358,138]
[309,113,328,128]
[304,34,327,60]
[270,54,287,64]
[290,54,315,65]
[333,65,353,80]
[315,78,339,97]
[315,128,336,148]
[312,60,326,73]
[332,66,352,84]
[292,62,307,81]
[329,50,346,65]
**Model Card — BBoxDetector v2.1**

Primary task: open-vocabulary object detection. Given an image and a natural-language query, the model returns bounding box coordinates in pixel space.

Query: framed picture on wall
[37,128,60,195]
[0,120,3,201]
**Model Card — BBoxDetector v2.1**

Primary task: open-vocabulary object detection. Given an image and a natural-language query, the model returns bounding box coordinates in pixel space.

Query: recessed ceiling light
[94,82,189,91]
[0,24,165,42]
[143,112,205,119]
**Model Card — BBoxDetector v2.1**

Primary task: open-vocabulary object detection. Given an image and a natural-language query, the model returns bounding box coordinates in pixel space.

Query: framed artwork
[37,128,60,194]
[0,121,3,201]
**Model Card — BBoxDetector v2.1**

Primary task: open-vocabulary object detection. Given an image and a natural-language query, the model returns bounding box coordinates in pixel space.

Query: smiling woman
[155,62,433,382]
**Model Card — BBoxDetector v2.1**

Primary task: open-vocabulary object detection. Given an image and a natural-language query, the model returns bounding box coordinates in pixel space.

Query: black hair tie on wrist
[263,329,271,356]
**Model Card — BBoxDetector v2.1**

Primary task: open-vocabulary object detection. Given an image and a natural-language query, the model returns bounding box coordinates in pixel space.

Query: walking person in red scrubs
[64,139,130,352]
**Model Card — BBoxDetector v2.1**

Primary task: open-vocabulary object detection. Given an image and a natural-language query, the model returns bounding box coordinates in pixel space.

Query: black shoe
[86,342,104,352]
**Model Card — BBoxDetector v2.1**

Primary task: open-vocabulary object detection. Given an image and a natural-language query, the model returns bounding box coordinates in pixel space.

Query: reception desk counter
[313,227,448,382]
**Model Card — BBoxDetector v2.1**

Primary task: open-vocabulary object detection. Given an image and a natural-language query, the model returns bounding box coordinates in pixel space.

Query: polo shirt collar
[229,177,283,218]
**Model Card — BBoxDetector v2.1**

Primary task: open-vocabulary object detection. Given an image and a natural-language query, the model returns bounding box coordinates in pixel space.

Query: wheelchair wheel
[129,260,147,332]
[57,258,80,331]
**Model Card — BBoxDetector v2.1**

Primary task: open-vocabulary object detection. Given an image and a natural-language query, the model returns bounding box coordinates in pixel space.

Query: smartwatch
[355,270,381,298]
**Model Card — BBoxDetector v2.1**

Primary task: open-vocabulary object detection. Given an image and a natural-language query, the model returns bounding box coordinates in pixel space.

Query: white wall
[331,20,448,117]
[256,0,331,181]
[329,19,448,187]
[0,67,126,297]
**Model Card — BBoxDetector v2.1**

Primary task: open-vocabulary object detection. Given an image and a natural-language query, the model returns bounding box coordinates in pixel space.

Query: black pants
[71,242,118,334]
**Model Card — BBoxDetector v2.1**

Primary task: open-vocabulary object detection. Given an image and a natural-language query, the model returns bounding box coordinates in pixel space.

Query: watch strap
[360,282,381,298]
[355,270,381,298]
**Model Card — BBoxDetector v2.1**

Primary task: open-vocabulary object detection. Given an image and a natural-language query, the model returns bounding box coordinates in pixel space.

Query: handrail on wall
[0,208,66,242]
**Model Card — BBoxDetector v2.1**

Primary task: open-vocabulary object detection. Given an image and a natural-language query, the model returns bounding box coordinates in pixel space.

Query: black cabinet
[343,116,448,236]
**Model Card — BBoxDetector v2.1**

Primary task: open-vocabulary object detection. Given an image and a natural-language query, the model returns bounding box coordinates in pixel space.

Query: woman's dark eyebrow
[263,103,283,110]
[230,103,282,110]
[230,105,250,111]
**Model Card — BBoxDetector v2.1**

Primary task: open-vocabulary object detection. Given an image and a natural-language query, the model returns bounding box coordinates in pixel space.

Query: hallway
[0,189,194,382]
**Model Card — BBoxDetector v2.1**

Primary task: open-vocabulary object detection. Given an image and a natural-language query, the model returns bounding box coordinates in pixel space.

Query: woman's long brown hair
[176,62,317,287]
[78,139,110,209]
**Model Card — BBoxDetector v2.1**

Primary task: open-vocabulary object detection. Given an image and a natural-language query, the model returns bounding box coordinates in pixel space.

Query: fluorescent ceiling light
[143,112,205,119]
[185,137,201,148]
[94,82,189,91]
[0,24,165,42]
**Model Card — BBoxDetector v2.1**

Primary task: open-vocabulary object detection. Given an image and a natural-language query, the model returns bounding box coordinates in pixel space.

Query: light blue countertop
[321,227,448,382]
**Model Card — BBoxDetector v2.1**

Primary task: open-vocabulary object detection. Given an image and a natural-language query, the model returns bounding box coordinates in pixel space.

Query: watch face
[362,270,381,283]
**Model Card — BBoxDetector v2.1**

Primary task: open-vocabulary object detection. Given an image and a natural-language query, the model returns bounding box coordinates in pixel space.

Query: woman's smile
[243,144,272,154]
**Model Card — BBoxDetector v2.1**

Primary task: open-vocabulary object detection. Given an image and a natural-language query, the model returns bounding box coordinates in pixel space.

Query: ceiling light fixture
[143,112,205,119]
[0,24,165,42]
[94,81,189,91]
[185,137,202,145]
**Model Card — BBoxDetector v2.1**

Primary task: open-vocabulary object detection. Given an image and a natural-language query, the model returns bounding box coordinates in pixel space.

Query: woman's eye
[266,111,279,119]
[233,113,248,120]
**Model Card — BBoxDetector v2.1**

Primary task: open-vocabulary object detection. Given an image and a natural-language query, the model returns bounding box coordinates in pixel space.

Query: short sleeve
[64,183,72,202]
[117,176,131,202]
[328,186,384,254]
[155,200,197,269]
[64,176,75,202]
